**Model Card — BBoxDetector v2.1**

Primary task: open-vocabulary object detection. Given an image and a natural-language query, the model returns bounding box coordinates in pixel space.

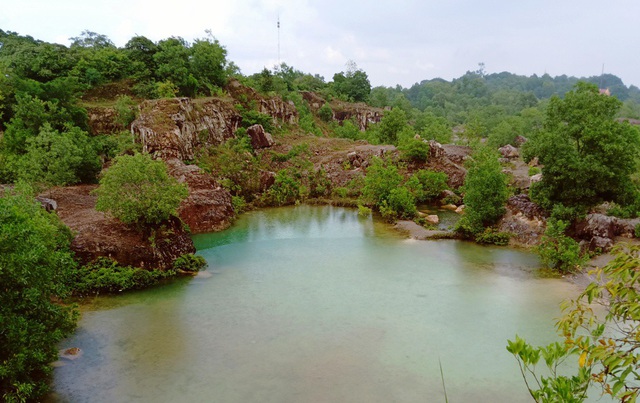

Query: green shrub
[333,187,349,198]
[357,205,372,217]
[173,254,207,272]
[536,219,585,273]
[114,95,137,129]
[237,105,274,133]
[399,137,430,162]
[263,169,301,206]
[74,257,177,295]
[458,146,508,233]
[475,228,511,245]
[635,223,640,238]
[0,189,78,402]
[94,153,188,226]
[405,169,449,203]
[332,119,361,140]
[386,187,417,219]
[308,168,331,197]
[361,157,403,206]
[318,103,333,122]
[442,192,462,205]
[231,195,246,214]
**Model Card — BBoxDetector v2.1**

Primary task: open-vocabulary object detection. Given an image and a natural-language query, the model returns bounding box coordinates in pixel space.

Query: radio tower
[277,15,281,64]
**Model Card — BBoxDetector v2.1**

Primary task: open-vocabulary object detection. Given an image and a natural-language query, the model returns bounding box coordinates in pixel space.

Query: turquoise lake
[50,205,590,402]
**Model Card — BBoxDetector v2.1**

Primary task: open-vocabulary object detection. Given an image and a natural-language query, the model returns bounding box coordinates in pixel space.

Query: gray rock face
[497,195,547,246]
[573,213,640,253]
[574,213,617,240]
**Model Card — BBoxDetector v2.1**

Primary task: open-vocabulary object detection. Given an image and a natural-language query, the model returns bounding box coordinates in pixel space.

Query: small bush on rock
[173,254,207,272]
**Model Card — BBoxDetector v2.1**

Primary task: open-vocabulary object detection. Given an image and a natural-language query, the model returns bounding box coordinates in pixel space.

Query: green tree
[16,124,101,187]
[361,157,403,207]
[378,107,409,145]
[190,34,228,94]
[457,146,508,235]
[0,188,78,402]
[525,82,640,212]
[94,153,188,225]
[508,245,640,402]
[153,37,197,97]
[405,169,449,203]
[332,61,371,103]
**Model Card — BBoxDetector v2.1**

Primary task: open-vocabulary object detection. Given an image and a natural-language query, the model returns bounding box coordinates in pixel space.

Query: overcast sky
[2,0,639,88]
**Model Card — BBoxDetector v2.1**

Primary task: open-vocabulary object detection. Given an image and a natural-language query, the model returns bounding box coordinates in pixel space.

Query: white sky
[2,0,639,88]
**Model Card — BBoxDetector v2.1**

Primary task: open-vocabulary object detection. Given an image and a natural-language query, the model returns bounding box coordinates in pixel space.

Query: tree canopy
[524,82,640,213]
[0,188,78,402]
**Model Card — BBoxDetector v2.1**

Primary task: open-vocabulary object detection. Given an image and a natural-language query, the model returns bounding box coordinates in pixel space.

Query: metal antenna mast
[277,15,281,64]
[600,63,605,89]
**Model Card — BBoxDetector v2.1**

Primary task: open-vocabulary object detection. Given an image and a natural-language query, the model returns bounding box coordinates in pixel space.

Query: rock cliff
[301,91,384,131]
[131,97,241,161]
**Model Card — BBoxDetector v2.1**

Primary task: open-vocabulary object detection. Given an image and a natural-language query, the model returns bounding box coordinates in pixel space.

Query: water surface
[52,205,586,402]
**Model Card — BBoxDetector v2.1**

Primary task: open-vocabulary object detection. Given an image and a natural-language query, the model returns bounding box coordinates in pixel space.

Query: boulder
[530,173,543,183]
[260,171,277,191]
[455,205,465,214]
[498,144,519,159]
[574,213,617,240]
[589,236,614,253]
[514,135,528,147]
[36,196,57,212]
[426,215,440,225]
[506,194,547,220]
[246,124,275,149]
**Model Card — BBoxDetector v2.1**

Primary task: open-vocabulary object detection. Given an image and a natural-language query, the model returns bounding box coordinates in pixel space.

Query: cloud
[1,0,639,87]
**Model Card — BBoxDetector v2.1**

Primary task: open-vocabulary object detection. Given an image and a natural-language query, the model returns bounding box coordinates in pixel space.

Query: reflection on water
[51,205,591,402]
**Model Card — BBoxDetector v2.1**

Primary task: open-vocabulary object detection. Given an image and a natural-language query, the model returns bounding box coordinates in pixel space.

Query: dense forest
[3,28,640,402]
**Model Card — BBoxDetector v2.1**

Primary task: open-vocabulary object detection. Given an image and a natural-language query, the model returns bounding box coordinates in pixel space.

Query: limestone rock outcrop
[498,144,519,159]
[301,91,384,131]
[131,97,241,161]
[226,79,298,126]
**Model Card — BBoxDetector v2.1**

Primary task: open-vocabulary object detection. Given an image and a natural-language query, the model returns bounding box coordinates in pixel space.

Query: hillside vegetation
[3,28,640,402]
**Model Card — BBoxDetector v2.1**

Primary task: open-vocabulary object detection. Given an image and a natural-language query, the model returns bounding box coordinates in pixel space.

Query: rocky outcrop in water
[46,185,194,270]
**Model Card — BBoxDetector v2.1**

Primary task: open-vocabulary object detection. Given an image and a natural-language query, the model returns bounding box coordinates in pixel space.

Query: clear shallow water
[51,205,587,402]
